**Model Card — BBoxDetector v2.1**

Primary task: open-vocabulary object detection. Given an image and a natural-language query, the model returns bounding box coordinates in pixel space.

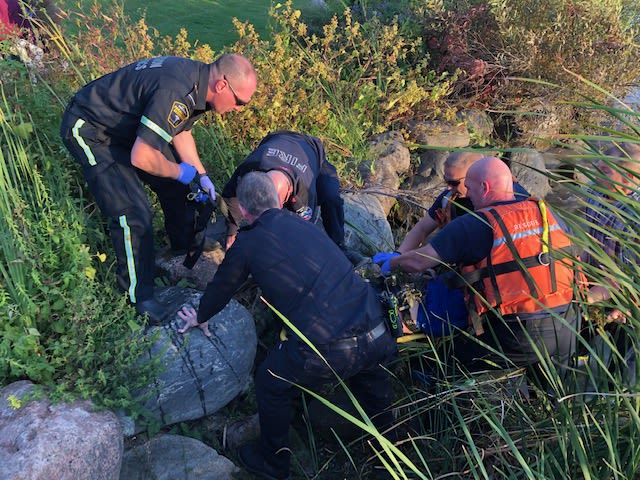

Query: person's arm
[586,282,633,324]
[224,197,242,249]
[178,239,251,334]
[171,130,207,174]
[398,191,448,253]
[316,160,345,246]
[397,215,439,253]
[198,245,250,321]
[391,213,491,274]
[131,137,181,178]
[390,243,443,273]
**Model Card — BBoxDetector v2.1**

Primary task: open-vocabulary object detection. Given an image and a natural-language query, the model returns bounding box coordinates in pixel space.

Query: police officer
[221,131,346,251]
[60,54,257,323]
[177,171,397,480]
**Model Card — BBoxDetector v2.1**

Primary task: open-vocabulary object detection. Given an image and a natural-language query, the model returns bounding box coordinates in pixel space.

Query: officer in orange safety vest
[383,156,585,371]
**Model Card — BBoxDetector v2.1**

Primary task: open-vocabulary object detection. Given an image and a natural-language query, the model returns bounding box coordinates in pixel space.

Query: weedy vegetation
[1,0,640,478]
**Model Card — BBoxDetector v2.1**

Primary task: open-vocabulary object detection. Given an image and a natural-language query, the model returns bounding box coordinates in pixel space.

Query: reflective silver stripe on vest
[119,215,137,303]
[72,118,96,166]
[492,224,562,249]
[141,116,173,142]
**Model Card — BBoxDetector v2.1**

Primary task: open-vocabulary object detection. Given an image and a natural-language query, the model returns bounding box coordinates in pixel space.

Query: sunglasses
[223,75,249,107]
[444,177,464,187]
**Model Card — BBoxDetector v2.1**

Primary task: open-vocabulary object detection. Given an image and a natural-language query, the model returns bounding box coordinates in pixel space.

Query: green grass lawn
[61,0,313,50]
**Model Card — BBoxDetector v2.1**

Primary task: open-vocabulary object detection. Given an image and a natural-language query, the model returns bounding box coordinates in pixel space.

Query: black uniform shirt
[70,56,211,152]
[197,208,383,345]
[222,132,329,220]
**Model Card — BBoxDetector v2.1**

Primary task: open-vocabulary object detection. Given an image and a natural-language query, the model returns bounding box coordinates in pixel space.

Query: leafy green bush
[355,0,640,109]
[0,64,158,411]
[206,1,453,179]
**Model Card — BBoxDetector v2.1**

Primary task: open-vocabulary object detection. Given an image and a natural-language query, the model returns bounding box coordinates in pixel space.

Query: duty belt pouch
[183,200,215,269]
[378,291,403,338]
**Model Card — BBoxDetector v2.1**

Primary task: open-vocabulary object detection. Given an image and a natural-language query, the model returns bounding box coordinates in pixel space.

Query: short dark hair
[211,53,256,86]
[237,171,280,216]
[445,151,485,171]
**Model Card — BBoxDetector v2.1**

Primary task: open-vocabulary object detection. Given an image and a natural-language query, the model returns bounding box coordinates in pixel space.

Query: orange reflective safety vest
[461,199,583,322]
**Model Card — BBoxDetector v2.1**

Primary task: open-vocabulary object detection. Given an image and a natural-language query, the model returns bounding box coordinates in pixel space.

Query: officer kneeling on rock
[60,53,257,324]
[178,171,397,480]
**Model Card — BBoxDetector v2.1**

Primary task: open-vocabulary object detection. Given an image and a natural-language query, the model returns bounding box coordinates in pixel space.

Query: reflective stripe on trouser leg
[119,214,138,303]
[71,119,97,166]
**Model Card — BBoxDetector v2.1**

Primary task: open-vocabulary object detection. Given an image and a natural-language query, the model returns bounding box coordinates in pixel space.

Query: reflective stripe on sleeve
[141,116,173,143]
[72,119,97,166]
[119,215,138,303]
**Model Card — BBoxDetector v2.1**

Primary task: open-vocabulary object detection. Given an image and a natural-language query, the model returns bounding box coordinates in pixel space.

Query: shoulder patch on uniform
[167,101,189,128]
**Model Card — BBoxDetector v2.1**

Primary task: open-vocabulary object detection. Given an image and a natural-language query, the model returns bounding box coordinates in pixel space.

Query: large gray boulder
[398,174,445,226]
[415,149,449,178]
[512,99,575,150]
[126,287,256,435]
[402,149,450,220]
[359,131,412,215]
[120,434,238,480]
[407,119,471,149]
[457,109,494,145]
[343,192,395,255]
[0,381,123,480]
[510,148,552,199]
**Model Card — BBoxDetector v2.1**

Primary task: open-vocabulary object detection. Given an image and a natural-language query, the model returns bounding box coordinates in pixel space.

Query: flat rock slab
[120,434,238,480]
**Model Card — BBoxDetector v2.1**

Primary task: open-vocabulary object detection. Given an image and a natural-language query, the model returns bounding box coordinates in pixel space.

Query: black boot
[237,441,290,480]
[135,298,167,326]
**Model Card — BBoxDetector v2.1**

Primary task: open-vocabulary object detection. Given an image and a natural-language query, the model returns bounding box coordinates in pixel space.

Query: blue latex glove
[177,163,197,185]
[188,187,209,203]
[199,175,216,202]
[372,251,400,266]
[381,258,394,275]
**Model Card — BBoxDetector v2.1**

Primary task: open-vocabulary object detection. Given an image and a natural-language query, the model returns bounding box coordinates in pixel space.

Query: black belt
[326,322,388,351]
[500,304,572,322]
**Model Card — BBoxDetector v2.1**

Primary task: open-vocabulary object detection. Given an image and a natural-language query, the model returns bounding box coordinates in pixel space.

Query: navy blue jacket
[197,209,383,345]
[222,131,339,223]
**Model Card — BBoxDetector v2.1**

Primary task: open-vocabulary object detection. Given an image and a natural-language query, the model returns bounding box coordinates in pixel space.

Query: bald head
[207,53,257,114]
[266,170,292,207]
[464,156,515,209]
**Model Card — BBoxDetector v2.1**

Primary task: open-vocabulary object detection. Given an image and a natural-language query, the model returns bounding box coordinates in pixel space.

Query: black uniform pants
[254,326,397,476]
[316,162,345,246]
[61,113,194,303]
